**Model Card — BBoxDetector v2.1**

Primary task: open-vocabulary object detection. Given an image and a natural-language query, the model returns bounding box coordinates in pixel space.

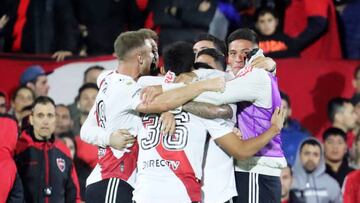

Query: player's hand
[52,50,73,62]
[270,107,286,133]
[109,129,136,150]
[201,77,225,92]
[160,112,176,135]
[140,85,162,105]
[175,72,197,84]
[233,127,243,139]
[251,56,276,72]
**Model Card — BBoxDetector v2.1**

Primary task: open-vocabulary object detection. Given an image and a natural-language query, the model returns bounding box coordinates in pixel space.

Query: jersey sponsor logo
[56,158,66,172]
[141,112,189,151]
[142,159,180,170]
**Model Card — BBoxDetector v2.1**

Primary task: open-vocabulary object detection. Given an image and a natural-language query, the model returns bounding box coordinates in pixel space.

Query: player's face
[256,13,278,36]
[34,75,49,96]
[193,40,215,54]
[55,106,73,135]
[300,144,321,173]
[78,88,98,114]
[228,39,255,75]
[324,135,347,162]
[280,167,292,198]
[149,38,159,66]
[30,103,56,139]
[139,39,154,76]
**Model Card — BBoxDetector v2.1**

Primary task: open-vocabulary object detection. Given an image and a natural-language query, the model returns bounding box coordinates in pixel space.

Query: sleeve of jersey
[80,104,110,147]
[202,118,234,140]
[193,70,268,106]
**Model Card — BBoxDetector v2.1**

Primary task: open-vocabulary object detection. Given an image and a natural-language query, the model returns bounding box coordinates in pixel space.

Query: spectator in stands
[72,83,98,135]
[350,133,360,169]
[255,7,299,58]
[284,0,342,59]
[280,91,310,166]
[351,94,360,137]
[343,169,360,203]
[68,65,104,124]
[2,0,78,61]
[323,127,354,187]
[0,115,24,203]
[352,65,360,98]
[9,86,35,123]
[15,96,80,202]
[0,91,8,114]
[20,65,50,97]
[280,164,292,203]
[326,97,357,149]
[55,104,73,137]
[150,0,217,51]
[291,138,342,203]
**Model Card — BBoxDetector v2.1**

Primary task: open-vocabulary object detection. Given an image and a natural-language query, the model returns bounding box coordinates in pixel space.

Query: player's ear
[137,54,144,66]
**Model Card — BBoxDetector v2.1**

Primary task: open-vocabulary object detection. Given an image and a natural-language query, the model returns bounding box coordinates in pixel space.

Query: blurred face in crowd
[353,102,360,125]
[85,69,103,84]
[62,137,75,159]
[256,13,278,36]
[30,102,56,140]
[280,167,292,199]
[353,70,360,94]
[281,99,291,123]
[12,87,34,114]
[324,135,347,162]
[336,103,357,131]
[78,88,97,114]
[193,40,215,54]
[0,95,6,114]
[31,75,50,97]
[195,54,222,71]
[300,144,321,173]
[55,106,73,135]
[228,39,257,75]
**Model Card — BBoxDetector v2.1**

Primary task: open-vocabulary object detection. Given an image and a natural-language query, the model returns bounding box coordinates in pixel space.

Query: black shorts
[233,171,281,203]
[86,178,133,203]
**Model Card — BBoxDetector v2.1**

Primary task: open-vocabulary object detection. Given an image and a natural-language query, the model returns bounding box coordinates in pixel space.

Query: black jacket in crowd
[325,158,354,187]
[15,129,80,203]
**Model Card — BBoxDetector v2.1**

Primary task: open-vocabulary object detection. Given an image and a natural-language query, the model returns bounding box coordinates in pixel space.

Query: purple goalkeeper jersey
[236,73,284,157]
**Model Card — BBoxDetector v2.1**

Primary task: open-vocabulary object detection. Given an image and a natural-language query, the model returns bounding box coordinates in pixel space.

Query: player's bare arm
[183,101,233,119]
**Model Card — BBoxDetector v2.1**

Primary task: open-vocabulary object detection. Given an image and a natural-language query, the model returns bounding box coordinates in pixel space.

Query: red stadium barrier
[0,54,359,136]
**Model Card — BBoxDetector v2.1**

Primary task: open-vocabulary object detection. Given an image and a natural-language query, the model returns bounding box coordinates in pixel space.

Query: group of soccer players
[80,28,286,203]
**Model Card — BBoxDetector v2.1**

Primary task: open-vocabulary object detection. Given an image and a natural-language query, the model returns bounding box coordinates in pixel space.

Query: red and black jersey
[15,129,81,203]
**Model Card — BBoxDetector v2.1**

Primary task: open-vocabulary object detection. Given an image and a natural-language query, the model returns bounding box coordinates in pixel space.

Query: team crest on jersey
[56,158,66,172]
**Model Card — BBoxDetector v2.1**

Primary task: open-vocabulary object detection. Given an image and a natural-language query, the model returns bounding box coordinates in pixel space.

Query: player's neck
[117,61,140,80]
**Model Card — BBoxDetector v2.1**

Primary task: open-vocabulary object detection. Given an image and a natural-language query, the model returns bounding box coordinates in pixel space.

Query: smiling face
[30,102,56,140]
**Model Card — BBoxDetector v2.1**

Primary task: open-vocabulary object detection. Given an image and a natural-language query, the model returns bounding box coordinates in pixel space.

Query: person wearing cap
[20,65,50,97]
[323,127,354,187]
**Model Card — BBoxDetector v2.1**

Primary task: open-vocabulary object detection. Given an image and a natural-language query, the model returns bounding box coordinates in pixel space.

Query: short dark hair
[0,91,5,98]
[194,33,227,55]
[354,65,360,79]
[280,91,291,108]
[254,7,278,22]
[300,139,322,153]
[32,96,56,109]
[78,83,99,97]
[196,48,226,71]
[114,31,146,60]
[327,97,351,122]
[227,28,259,46]
[11,86,35,101]
[84,65,105,82]
[163,41,195,76]
[323,127,347,141]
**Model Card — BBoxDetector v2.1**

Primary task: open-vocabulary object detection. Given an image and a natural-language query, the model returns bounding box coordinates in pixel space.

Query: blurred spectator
[280,164,292,203]
[0,91,8,114]
[59,132,93,202]
[343,169,360,203]
[280,91,310,166]
[2,0,78,61]
[284,0,342,59]
[9,86,35,123]
[255,7,299,58]
[68,66,104,124]
[150,0,217,52]
[351,94,360,136]
[323,127,354,187]
[15,96,80,202]
[55,104,73,137]
[352,65,360,97]
[325,97,357,149]
[72,0,146,56]
[19,105,33,130]
[20,65,50,97]
[291,138,342,203]
[349,133,360,169]
[0,115,24,203]
[72,83,98,135]
[340,0,360,59]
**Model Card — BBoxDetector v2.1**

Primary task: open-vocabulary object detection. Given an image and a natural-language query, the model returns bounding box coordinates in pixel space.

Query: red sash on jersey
[155,134,201,202]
